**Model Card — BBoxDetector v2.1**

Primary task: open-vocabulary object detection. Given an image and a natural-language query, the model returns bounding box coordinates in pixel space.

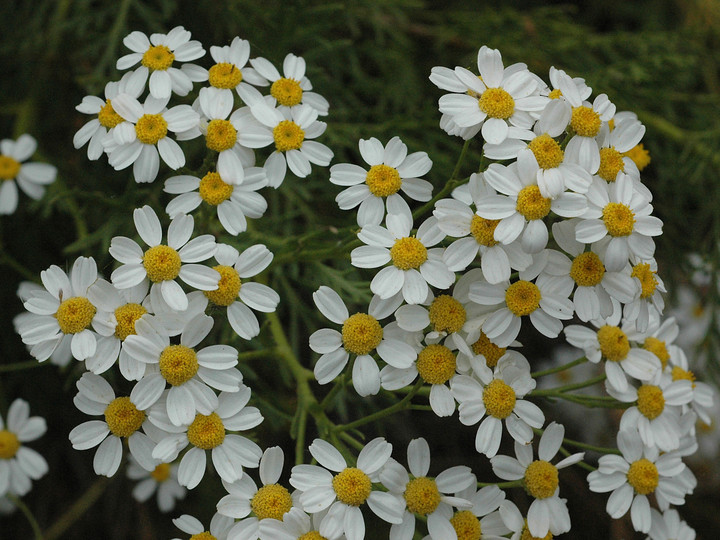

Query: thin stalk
[7,494,43,539]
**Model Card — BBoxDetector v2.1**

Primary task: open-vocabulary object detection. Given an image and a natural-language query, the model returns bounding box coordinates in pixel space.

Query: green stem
[530,374,606,395]
[531,356,588,378]
[7,494,43,539]
[0,360,47,373]
[43,477,109,540]
[477,480,523,489]
[561,437,621,456]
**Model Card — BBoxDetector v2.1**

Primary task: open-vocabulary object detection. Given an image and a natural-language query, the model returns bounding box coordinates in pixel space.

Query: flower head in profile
[171,513,234,540]
[0,134,57,215]
[0,399,48,497]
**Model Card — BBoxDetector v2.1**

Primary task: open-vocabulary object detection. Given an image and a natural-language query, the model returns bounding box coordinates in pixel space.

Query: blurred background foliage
[0,0,718,538]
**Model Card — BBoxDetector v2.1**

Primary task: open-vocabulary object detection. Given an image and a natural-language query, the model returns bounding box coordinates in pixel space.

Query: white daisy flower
[109,205,220,312]
[434,484,509,540]
[331,136,433,227]
[665,347,714,424]
[0,399,48,497]
[265,507,344,540]
[127,457,186,513]
[451,354,544,457]
[202,36,269,100]
[151,387,263,489]
[490,422,584,537]
[117,26,205,99]
[105,93,200,183]
[310,286,416,396]
[624,259,666,332]
[587,429,687,534]
[646,508,696,540]
[595,114,646,185]
[0,134,57,215]
[351,208,453,304]
[68,372,164,477]
[172,513,234,540]
[289,437,404,538]
[535,67,592,138]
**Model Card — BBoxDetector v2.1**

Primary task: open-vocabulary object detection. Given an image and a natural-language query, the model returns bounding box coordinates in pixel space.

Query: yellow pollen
[637,385,665,420]
[416,344,456,385]
[273,120,305,152]
[471,332,506,368]
[524,460,559,499]
[470,214,500,246]
[643,337,669,369]
[187,412,225,450]
[365,164,402,197]
[204,265,241,307]
[623,144,651,171]
[189,533,216,540]
[570,106,602,137]
[251,483,293,520]
[596,325,630,362]
[104,397,145,438]
[0,430,20,459]
[404,477,441,515]
[143,245,182,283]
[698,418,714,434]
[0,155,21,181]
[597,147,625,182]
[390,236,427,270]
[98,100,125,129]
[521,525,553,540]
[135,113,168,145]
[569,252,606,287]
[671,365,696,383]
[298,533,327,540]
[158,344,199,386]
[270,78,304,107]
[631,263,658,299]
[150,463,171,482]
[55,297,97,334]
[199,171,234,206]
[141,45,175,71]
[528,134,564,170]
[450,510,482,540]
[602,202,635,237]
[428,295,467,334]
[206,119,238,153]
[505,280,541,317]
[114,303,147,341]
[516,185,552,221]
[208,62,243,89]
[548,89,563,100]
[482,379,517,419]
[332,467,372,506]
[341,313,383,356]
[478,87,515,119]
[608,119,616,131]
[626,458,659,495]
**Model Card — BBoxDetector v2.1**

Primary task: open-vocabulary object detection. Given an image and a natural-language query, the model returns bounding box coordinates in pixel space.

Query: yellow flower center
[548,88,563,100]
[273,120,305,152]
[597,147,625,182]
[141,45,175,71]
[608,119,616,131]
[521,525,553,540]
[671,365,696,383]
[341,313,383,356]
[505,280,541,317]
[450,511,482,540]
[626,458,659,495]
[602,202,635,237]
[204,265,241,307]
[570,106,602,137]
[114,303,148,341]
[150,462,171,482]
[528,134,564,170]
[365,164,402,197]
[55,297,97,334]
[516,185,552,221]
[0,155,21,181]
[206,119,238,153]
[158,344,199,386]
[135,113,168,145]
[470,214,500,246]
[332,467,372,506]
[643,337,669,369]
[596,325,630,362]
[208,62,243,89]
[270,78,304,107]
[471,332,506,368]
[478,87,515,119]
[416,344,456,385]
[428,295,466,334]
[637,385,665,420]
[189,533,216,540]
[623,144,651,172]
[0,430,20,459]
[143,245,182,283]
[187,412,226,450]
[569,252,606,287]
[482,379,517,419]
[524,460,559,499]
[104,396,145,438]
[298,533,327,540]
[390,236,427,270]
[631,263,658,299]
[198,171,234,206]
[251,483,293,521]
[404,477,441,515]
[98,100,125,129]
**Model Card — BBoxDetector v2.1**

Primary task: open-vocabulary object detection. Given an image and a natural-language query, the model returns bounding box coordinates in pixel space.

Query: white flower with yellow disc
[172,513,234,540]
[127,456,186,513]
[0,399,48,498]
[0,134,57,215]
[200,36,269,101]
[623,259,666,333]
